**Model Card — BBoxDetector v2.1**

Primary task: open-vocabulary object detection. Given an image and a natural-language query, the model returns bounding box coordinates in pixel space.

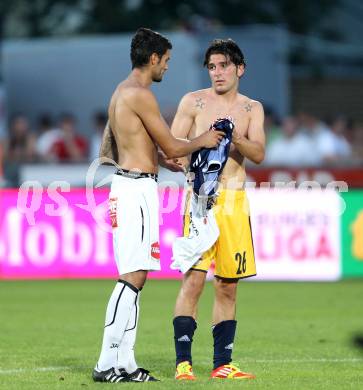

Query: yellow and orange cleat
[175,361,196,380]
[210,363,255,379]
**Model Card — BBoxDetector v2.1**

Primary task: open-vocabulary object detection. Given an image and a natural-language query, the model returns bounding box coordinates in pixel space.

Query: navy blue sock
[212,320,237,369]
[173,316,197,365]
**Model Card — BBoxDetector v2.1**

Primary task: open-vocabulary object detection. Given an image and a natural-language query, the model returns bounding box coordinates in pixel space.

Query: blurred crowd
[263,109,363,167]
[0,108,362,186]
[0,111,107,185]
[2,111,106,163]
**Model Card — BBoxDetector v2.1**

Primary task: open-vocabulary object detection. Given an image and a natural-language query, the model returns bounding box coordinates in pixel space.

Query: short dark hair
[203,38,246,68]
[130,28,172,69]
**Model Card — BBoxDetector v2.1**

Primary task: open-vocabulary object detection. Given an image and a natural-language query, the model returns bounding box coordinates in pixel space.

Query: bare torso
[189,88,255,189]
[108,80,159,173]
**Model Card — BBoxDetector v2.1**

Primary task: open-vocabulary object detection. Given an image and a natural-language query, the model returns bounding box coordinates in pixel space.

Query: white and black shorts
[108,169,161,275]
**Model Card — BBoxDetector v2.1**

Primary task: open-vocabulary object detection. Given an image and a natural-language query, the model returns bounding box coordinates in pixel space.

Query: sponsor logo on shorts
[109,197,118,228]
[151,242,160,260]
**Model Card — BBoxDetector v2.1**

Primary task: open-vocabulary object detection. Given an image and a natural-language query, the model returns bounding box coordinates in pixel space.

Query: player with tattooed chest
[183,86,261,189]
[171,39,266,380]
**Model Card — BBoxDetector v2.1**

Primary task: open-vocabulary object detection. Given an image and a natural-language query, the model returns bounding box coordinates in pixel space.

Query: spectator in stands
[351,122,363,165]
[49,113,88,162]
[327,115,352,161]
[265,116,319,166]
[0,115,6,186]
[89,111,107,161]
[3,114,38,185]
[36,113,63,161]
[5,114,37,162]
[264,107,281,146]
[37,113,53,135]
[0,137,5,186]
[297,111,342,165]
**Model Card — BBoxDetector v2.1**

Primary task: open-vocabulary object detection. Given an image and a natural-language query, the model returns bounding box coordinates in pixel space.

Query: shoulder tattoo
[195,98,205,109]
[243,102,252,112]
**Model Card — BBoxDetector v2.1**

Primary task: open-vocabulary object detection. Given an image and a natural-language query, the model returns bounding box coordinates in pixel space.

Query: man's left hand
[158,151,186,172]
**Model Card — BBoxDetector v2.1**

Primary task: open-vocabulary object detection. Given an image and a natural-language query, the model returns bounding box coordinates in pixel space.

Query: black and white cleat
[127,367,159,382]
[92,367,129,383]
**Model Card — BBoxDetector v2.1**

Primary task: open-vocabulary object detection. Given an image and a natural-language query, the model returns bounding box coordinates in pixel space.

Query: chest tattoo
[195,98,206,109]
[244,103,252,112]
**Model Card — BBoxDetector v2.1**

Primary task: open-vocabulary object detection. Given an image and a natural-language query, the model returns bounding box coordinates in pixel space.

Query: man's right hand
[198,130,225,149]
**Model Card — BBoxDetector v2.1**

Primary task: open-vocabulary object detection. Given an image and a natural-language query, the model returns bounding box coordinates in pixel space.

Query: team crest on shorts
[151,242,160,260]
[109,197,118,228]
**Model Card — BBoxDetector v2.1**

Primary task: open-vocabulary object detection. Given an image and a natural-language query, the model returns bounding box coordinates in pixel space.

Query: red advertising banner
[246,167,363,188]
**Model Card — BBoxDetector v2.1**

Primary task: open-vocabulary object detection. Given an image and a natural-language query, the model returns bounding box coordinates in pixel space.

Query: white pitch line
[0,358,362,375]
[199,357,363,365]
[248,358,363,363]
[0,366,87,375]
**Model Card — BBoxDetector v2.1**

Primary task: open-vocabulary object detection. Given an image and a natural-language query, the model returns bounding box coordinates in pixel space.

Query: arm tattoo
[195,98,205,109]
[244,103,252,112]
[99,122,118,163]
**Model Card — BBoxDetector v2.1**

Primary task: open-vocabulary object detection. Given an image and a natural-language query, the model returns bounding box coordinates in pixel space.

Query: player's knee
[120,270,147,290]
[215,278,237,302]
[183,281,203,299]
[182,273,205,299]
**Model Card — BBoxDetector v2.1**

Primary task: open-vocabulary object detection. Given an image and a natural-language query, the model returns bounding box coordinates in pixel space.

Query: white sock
[117,292,140,373]
[96,280,139,371]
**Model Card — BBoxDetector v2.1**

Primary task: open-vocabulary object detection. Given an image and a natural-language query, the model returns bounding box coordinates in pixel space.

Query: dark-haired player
[171,39,265,380]
[92,28,224,383]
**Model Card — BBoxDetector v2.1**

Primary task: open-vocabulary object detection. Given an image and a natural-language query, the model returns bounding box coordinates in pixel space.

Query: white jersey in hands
[171,194,219,274]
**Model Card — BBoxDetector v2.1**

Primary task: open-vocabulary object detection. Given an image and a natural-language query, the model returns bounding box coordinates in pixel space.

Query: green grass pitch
[0,279,362,389]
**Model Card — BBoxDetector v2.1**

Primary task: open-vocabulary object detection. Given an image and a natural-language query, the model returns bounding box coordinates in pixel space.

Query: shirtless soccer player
[92,28,224,383]
[172,39,265,380]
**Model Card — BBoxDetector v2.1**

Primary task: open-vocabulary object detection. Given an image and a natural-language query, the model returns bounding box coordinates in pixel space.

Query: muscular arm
[170,94,196,168]
[171,94,195,139]
[130,89,220,159]
[99,121,118,163]
[232,101,265,164]
[157,150,185,172]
